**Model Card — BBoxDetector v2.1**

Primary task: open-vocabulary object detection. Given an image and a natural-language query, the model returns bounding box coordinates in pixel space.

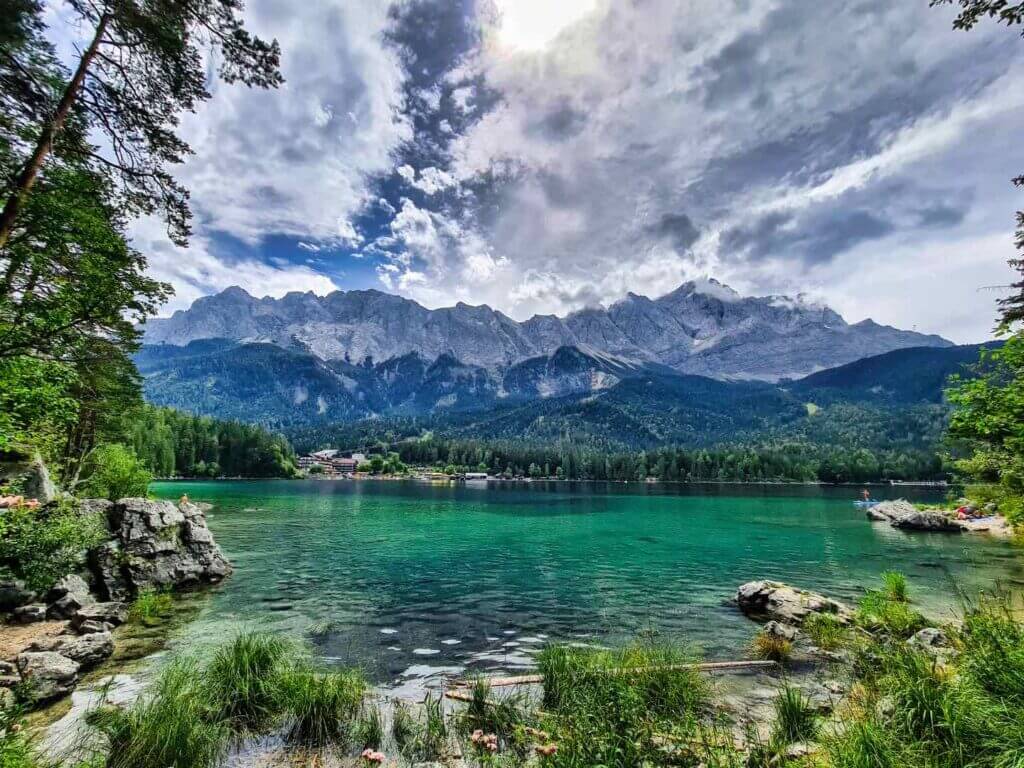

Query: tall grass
[278,668,365,745]
[83,631,368,767]
[455,677,532,756]
[0,704,40,768]
[536,643,710,767]
[353,702,384,749]
[772,685,817,744]
[881,571,909,603]
[86,659,228,768]
[749,630,792,662]
[206,631,292,732]
[802,613,849,650]
[856,590,926,638]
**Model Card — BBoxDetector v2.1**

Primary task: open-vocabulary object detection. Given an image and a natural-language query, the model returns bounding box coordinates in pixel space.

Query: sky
[47,0,1024,342]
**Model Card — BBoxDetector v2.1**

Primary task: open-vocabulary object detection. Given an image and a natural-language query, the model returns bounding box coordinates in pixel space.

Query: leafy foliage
[946,333,1024,523]
[0,499,106,591]
[78,444,152,500]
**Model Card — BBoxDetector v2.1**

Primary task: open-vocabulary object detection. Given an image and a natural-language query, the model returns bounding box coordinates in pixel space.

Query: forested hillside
[122,406,297,479]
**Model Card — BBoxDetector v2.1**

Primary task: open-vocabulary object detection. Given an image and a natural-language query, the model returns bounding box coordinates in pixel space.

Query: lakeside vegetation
[3,575,1024,768]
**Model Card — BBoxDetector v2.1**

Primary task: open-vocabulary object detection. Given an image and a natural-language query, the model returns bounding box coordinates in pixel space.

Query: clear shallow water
[151,480,1024,692]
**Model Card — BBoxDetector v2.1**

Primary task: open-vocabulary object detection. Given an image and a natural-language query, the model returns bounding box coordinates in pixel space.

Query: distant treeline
[395,438,948,483]
[123,406,297,478]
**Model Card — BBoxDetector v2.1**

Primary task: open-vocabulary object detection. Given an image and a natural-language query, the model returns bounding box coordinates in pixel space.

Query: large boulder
[16,652,79,702]
[736,581,853,625]
[891,511,964,533]
[90,498,231,600]
[867,499,916,522]
[29,632,113,668]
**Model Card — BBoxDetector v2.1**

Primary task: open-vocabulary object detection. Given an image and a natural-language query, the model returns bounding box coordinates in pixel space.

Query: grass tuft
[278,667,365,746]
[749,630,792,662]
[205,631,292,732]
[126,588,174,626]
[802,613,849,650]
[353,701,384,749]
[771,685,818,745]
[881,571,909,603]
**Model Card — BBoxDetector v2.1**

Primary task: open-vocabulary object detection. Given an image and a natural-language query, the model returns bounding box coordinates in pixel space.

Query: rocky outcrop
[867,500,964,533]
[891,511,964,533]
[91,498,232,601]
[736,581,853,625]
[2,496,229,707]
[0,451,57,503]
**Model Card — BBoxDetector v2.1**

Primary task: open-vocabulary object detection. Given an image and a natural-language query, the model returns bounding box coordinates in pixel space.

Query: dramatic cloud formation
[44,0,1024,340]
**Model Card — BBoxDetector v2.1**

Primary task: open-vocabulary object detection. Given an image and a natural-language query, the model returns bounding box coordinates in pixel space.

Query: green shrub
[803,613,849,650]
[86,659,228,768]
[79,444,152,501]
[278,668,365,745]
[421,692,448,759]
[127,589,173,626]
[771,685,817,745]
[205,631,291,732]
[0,500,106,591]
[0,704,40,768]
[749,630,792,662]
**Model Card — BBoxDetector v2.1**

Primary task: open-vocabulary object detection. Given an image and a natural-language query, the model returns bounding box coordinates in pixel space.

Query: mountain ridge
[142,279,951,382]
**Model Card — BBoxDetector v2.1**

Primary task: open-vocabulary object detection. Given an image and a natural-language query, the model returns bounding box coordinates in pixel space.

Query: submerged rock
[90,498,232,600]
[736,581,853,625]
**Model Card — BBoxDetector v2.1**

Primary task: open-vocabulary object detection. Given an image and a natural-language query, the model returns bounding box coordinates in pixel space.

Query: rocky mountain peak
[143,280,951,381]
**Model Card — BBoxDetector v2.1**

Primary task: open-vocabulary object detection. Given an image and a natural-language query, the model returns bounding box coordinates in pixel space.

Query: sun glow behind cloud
[492,0,597,51]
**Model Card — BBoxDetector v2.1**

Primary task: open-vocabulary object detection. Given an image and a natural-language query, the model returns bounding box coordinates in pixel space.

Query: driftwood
[451,659,777,689]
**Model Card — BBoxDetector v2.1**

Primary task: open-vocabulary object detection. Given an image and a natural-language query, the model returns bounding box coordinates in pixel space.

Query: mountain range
[142,279,950,382]
[136,281,979,449]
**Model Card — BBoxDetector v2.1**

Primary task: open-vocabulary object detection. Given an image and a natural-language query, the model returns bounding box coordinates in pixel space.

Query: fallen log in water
[450,659,777,689]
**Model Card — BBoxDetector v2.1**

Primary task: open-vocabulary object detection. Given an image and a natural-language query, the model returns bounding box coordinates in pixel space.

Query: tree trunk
[0,13,110,265]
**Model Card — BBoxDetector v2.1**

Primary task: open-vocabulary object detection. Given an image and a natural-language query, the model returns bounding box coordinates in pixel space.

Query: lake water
[151,479,1023,694]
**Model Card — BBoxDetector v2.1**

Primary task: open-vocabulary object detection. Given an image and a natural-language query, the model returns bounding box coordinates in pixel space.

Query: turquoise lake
[151,480,1023,693]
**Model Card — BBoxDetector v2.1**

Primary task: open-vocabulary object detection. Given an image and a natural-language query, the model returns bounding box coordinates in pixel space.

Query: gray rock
[30,632,113,668]
[17,652,79,701]
[785,743,815,760]
[0,579,35,611]
[46,575,92,604]
[0,661,15,675]
[72,602,127,629]
[90,498,231,600]
[13,603,48,623]
[763,620,799,641]
[891,511,964,533]
[75,619,113,635]
[736,581,853,625]
[868,499,917,522]
[47,591,95,620]
[0,453,56,503]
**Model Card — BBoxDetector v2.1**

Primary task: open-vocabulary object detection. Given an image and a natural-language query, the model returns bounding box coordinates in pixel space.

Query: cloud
[132,218,339,316]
